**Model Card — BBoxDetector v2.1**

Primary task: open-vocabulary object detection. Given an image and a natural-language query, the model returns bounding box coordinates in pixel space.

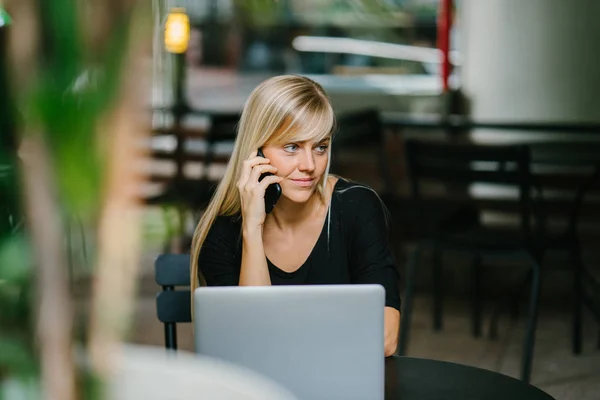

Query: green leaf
[23,6,138,218]
[0,8,12,27]
[0,235,31,283]
[0,336,38,376]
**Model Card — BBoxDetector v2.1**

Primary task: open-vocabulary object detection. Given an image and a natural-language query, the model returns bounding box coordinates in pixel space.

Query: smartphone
[257,148,282,214]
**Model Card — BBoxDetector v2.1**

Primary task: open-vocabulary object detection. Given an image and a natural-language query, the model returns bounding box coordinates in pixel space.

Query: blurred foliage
[28,1,133,218]
[233,0,407,28]
[0,7,12,26]
[0,233,36,381]
[0,3,32,386]
[0,0,142,393]
[232,0,282,28]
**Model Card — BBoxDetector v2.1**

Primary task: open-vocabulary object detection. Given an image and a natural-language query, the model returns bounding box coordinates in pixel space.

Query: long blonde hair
[190,75,336,296]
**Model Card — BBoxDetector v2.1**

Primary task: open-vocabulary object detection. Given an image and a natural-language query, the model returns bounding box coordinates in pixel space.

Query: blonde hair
[190,75,336,297]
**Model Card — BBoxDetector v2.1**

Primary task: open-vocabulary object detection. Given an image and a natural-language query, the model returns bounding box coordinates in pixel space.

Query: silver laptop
[194,284,385,400]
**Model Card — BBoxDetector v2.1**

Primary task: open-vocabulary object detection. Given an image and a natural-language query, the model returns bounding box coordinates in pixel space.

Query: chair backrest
[334,108,383,148]
[147,112,240,210]
[405,139,533,236]
[201,113,240,174]
[528,141,600,237]
[332,108,392,192]
[149,112,239,182]
[154,253,192,350]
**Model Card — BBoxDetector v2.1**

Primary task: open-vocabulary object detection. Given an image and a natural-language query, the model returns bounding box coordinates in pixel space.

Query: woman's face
[262,137,330,204]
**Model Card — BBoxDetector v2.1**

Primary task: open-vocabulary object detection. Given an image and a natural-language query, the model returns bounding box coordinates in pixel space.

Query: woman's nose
[298,151,315,172]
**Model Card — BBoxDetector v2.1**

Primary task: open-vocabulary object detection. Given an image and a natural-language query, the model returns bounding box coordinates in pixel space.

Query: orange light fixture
[164,8,190,54]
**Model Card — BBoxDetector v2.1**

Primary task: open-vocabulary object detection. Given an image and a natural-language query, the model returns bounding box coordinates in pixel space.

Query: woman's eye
[315,145,329,153]
[283,144,298,153]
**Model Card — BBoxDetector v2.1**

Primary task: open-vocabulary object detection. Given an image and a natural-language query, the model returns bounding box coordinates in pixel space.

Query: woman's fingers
[237,154,269,189]
[257,174,284,191]
[237,150,282,228]
[249,164,278,186]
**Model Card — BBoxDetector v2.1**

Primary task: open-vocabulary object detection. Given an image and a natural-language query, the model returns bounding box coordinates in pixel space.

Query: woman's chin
[280,188,316,204]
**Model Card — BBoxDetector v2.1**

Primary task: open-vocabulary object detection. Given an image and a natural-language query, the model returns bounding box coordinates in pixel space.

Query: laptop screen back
[194,284,385,400]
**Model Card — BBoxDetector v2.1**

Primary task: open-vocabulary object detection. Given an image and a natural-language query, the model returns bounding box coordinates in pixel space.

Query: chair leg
[571,244,584,355]
[508,266,537,322]
[471,256,483,338]
[489,277,523,341]
[520,255,541,384]
[398,244,422,356]
[165,322,178,350]
[433,245,443,331]
[508,271,528,321]
[488,300,500,340]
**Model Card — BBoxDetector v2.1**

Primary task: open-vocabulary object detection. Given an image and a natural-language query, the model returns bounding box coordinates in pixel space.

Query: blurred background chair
[571,166,600,354]
[331,108,393,194]
[145,112,239,251]
[398,139,541,383]
[332,110,483,344]
[527,142,600,355]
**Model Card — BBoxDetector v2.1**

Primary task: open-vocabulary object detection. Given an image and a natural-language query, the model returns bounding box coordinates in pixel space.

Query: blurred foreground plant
[1,0,151,398]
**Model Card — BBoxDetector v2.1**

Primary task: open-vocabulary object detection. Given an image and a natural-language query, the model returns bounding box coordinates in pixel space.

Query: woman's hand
[236,150,283,232]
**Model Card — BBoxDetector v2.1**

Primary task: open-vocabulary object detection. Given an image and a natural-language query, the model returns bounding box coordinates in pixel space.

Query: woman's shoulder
[332,177,382,205]
[331,177,390,228]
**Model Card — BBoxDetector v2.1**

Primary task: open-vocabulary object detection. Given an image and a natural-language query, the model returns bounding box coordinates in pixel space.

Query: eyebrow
[287,138,331,145]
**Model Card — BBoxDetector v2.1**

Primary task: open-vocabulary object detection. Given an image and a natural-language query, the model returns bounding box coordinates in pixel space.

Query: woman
[190,75,401,356]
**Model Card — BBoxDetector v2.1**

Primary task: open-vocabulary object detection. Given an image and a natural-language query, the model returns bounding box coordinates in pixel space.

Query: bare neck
[267,177,337,231]
[268,193,325,231]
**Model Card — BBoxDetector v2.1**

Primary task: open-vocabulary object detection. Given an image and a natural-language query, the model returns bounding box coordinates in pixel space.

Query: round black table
[385,357,555,400]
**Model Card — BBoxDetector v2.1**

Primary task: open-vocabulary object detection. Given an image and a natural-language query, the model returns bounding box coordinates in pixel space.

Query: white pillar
[459,0,600,124]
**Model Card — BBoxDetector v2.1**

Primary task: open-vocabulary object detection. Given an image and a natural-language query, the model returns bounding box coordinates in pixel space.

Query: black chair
[146,113,239,250]
[154,253,192,350]
[333,110,482,303]
[527,142,600,354]
[572,167,600,354]
[332,108,393,193]
[398,139,541,383]
[147,113,239,210]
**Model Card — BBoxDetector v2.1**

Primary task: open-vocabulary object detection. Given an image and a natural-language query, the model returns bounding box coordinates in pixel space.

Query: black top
[385,357,554,400]
[198,178,401,310]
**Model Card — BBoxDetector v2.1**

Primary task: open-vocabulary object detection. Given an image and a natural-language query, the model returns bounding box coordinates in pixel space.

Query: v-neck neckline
[266,178,340,276]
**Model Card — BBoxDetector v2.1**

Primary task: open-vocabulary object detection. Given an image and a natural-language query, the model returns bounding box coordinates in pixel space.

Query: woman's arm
[199,219,272,287]
[239,225,271,286]
[347,186,402,357]
[237,150,283,286]
[384,307,400,357]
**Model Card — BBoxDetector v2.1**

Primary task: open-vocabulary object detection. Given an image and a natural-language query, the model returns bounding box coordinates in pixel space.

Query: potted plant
[1,0,152,398]
[1,1,300,398]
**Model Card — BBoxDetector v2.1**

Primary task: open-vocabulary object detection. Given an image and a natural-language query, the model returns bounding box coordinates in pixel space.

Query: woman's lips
[290,178,315,188]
